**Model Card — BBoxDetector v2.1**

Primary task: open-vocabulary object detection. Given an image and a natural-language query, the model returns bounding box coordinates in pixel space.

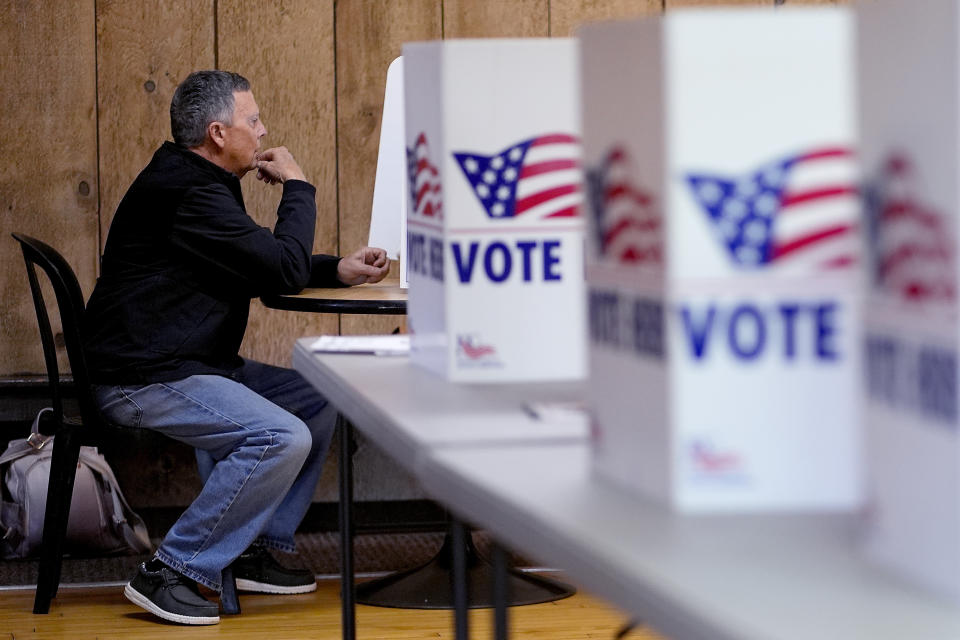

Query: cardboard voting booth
[581,8,862,511]
[858,0,960,601]
[402,39,587,382]
[369,56,409,288]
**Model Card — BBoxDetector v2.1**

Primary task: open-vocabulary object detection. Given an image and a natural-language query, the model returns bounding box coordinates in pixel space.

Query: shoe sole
[235,577,317,595]
[124,583,220,625]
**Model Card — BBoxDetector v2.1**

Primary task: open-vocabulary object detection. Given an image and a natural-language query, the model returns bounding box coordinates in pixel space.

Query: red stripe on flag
[879,242,952,278]
[415,183,441,211]
[520,159,580,179]
[619,247,663,264]
[603,218,660,246]
[819,254,857,270]
[880,201,942,228]
[780,186,857,209]
[421,201,442,217]
[515,184,581,214]
[544,205,579,218]
[605,184,652,207]
[901,280,956,301]
[796,147,854,163]
[771,224,852,260]
[415,159,438,176]
[607,147,627,163]
[531,134,579,146]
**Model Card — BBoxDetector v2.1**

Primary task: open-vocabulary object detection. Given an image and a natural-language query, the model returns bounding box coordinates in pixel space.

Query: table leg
[451,518,469,640]
[338,415,355,640]
[492,542,509,640]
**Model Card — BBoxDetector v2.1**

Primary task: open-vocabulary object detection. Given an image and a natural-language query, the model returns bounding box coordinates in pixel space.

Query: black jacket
[83,141,342,384]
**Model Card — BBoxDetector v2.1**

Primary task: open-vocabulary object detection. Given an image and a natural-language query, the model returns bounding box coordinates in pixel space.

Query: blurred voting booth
[402,39,587,382]
[858,0,960,603]
[580,8,862,512]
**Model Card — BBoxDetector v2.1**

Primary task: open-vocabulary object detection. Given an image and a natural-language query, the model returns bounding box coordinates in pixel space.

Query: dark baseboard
[0,375,77,427]
[138,500,450,540]
[300,500,451,534]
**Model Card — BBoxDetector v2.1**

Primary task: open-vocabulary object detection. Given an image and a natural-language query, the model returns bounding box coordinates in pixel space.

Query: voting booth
[581,8,862,511]
[858,0,960,601]
[368,56,409,288]
[402,39,587,382]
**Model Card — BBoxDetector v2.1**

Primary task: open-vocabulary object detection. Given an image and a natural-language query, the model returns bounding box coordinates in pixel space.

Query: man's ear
[207,121,226,149]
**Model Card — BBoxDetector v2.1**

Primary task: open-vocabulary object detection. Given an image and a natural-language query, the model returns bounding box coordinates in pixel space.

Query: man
[82,70,390,625]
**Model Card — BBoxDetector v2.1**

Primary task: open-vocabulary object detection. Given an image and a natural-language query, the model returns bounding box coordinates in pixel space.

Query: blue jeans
[93,359,336,591]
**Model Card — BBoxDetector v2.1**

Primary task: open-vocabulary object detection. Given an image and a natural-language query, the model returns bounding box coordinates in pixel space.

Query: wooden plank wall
[1,1,98,376]
[220,1,342,363]
[1,0,843,375]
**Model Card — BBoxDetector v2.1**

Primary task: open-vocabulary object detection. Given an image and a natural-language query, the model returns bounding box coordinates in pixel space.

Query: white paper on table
[521,400,589,424]
[310,334,410,356]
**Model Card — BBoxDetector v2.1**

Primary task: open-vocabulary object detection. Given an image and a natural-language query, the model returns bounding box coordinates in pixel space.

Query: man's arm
[171,181,316,293]
[337,247,390,285]
[255,146,305,184]
[258,147,391,288]
[307,248,390,288]
[169,146,326,295]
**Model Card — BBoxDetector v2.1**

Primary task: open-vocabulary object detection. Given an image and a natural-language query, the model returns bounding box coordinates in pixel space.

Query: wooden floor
[0,577,664,639]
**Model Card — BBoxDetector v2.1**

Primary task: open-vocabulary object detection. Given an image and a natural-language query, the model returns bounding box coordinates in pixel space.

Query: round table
[260,277,407,315]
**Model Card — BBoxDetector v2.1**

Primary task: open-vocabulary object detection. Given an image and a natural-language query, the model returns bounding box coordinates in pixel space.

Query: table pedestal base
[355,530,575,609]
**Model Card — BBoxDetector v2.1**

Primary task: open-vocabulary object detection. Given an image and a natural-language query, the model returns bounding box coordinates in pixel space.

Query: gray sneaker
[233,546,317,594]
[123,562,220,625]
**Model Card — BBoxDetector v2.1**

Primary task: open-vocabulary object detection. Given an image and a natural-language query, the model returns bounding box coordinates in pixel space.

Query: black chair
[10,233,239,615]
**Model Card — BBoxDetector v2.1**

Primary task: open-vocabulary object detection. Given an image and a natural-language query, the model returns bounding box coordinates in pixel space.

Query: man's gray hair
[170,70,251,147]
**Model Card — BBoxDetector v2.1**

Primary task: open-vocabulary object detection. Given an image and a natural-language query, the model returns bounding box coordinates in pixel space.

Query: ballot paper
[310,335,410,356]
[522,400,588,424]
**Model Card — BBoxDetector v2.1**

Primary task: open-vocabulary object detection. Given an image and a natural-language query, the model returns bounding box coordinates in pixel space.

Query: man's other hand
[255,146,306,184]
[337,247,390,285]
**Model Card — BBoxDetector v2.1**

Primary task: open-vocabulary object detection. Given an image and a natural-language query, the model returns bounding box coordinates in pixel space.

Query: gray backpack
[0,408,151,559]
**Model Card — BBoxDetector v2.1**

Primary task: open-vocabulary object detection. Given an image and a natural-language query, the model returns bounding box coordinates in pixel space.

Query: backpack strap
[0,441,38,467]
[0,500,23,552]
[78,449,152,553]
[0,408,54,557]
[0,406,53,467]
[0,444,31,550]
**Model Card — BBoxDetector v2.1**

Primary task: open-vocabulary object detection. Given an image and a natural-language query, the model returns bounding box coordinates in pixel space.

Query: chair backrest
[11,233,99,434]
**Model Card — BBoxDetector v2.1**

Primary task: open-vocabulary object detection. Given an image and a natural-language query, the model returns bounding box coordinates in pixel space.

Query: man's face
[220,90,266,177]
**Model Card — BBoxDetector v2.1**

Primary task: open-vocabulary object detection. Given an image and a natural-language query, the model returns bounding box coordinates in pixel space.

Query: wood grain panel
[0,0,98,376]
[444,0,548,37]
[218,1,339,366]
[96,0,215,246]
[337,0,441,336]
[550,0,661,37]
[665,0,771,6]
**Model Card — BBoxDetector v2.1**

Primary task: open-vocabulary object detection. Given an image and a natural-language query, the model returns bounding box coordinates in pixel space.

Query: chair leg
[220,566,241,615]
[33,429,82,614]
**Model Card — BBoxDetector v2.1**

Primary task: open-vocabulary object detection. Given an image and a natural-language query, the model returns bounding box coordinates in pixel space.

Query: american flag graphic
[407,133,443,218]
[685,147,858,271]
[865,154,955,303]
[585,146,661,266]
[689,440,742,475]
[457,335,496,361]
[453,133,582,220]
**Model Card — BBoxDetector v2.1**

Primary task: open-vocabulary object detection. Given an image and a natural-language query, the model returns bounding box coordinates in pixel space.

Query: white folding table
[419,442,960,640]
[292,339,586,639]
[293,338,960,640]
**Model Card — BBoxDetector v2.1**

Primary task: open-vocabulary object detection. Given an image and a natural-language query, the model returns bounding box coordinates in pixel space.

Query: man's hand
[255,146,306,185]
[337,247,390,285]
